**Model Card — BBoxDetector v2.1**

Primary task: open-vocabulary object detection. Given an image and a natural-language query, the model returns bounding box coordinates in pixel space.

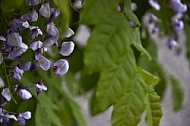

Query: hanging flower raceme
[148,14,160,35]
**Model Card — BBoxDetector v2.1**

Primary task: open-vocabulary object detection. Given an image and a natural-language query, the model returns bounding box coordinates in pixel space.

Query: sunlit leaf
[145,88,163,126]
[138,67,159,85]
[84,11,133,73]
[111,75,146,126]
[132,28,152,60]
[91,49,136,114]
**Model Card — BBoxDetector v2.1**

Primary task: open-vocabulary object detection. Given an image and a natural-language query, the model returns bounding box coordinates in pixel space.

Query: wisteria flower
[39,1,50,18]
[18,62,31,71]
[1,88,11,102]
[62,27,74,38]
[26,0,39,6]
[0,109,17,124]
[53,59,69,76]
[44,36,58,48]
[46,21,59,37]
[7,32,22,47]
[59,41,75,56]
[18,89,32,100]
[17,111,31,126]
[24,8,38,22]
[167,39,178,49]
[169,0,187,13]
[50,8,60,19]
[12,66,24,80]
[9,19,30,32]
[29,26,42,41]
[36,81,47,95]
[35,55,50,71]
[149,0,160,10]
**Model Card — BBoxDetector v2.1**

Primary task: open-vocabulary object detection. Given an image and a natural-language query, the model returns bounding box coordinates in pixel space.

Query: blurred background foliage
[0,0,188,126]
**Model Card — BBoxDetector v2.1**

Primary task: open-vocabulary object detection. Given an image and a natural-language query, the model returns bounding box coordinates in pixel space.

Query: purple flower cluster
[0,0,75,125]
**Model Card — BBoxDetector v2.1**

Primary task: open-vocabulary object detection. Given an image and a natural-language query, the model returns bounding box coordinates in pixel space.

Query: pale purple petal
[18,89,32,100]
[63,27,74,38]
[0,35,6,41]
[18,111,31,119]
[30,41,43,51]
[35,55,50,71]
[1,88,11,101]
[59,41,75,56]
[149,0,160,10]
[43,37,58,48]
[169,0,187,13]
[50,8,60,19]
[19,62,31,71]
[39,1,50,18]
[53,59,69,76]
[36,84,47,91]
[131,3,137,11]
[7,32,22,47]
[46,22,59,37]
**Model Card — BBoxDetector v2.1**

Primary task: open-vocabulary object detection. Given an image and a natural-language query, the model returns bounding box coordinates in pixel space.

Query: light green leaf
[145,88,163,126]
[80,0,119,25]
[111,75,146,126]
[132,28,152,60]
[138,67,159,85]
[85,11,133,73]
[91,49,136,114]
[169,75,184,112]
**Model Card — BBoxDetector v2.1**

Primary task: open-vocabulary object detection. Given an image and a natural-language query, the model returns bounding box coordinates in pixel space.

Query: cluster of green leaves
[79,0,163,125]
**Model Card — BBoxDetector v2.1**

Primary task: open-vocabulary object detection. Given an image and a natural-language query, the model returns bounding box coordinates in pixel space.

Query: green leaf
[55,0,71,33]
[145,88,163,126]
[84,11,133,73]
[91,49,136,114]
[169,75,184,112]
[123,0,141,26]
[132,28,152,60]
[111,75,146,126]
[68,101,86,126]
[138,67,159,85]
[36,93,62,126]
[80,0,120,25]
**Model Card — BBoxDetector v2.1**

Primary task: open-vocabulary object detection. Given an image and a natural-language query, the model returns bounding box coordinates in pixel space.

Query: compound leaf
[91,49,136,114]
[84,11,133,73]
[111,75,147,126]
[145,88,163,126]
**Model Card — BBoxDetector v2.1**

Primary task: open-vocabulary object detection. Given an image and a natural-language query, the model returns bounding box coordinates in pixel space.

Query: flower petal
[39,1,50,18]
[53,59,69,75]
[7,33,22,47]
[30,41,43,51]
[18,89,32,100]
[35,55,50,71]
[1,88,11,101]
[59,41,75,56]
